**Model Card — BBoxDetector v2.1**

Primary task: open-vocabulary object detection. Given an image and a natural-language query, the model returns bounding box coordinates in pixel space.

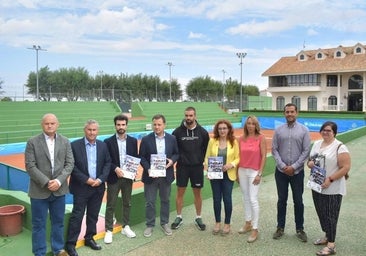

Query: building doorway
[347,92,363,111]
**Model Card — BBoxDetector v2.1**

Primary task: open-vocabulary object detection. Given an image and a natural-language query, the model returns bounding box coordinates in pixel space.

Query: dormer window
[354,45,365,54]
[297,50,308,61]
[334,50,346,59]
[317,53,322,59]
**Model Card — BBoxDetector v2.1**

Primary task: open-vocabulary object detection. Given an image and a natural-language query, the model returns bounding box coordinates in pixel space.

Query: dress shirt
[85,138,97,179]
[272,121,310,174]
[155,133,166,155]
[116,134,127,166]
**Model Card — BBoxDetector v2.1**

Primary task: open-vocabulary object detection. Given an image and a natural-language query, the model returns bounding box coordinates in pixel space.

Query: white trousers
[238,167,260,229]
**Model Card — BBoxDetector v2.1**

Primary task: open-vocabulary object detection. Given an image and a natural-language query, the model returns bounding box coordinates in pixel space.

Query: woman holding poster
[307,121,351,256]
[204,119,239,236]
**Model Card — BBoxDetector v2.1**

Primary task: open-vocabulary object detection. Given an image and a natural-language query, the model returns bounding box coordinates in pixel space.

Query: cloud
[226,19,292,36]
[307,28,318,36]
[188,31,205,39]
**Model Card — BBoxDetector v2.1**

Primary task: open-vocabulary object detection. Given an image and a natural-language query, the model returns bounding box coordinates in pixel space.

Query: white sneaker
[104,230,113,244]
[122,225,136,238]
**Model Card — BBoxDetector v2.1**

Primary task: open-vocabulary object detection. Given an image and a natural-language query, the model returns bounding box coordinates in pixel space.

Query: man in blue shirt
[272,103,310,242]
[66,120,111,256]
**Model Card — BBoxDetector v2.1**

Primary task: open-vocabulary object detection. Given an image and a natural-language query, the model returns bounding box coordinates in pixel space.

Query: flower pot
[0,204,25,236]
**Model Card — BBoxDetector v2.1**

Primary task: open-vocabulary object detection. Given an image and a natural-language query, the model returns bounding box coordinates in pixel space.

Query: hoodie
[172,120,209,167]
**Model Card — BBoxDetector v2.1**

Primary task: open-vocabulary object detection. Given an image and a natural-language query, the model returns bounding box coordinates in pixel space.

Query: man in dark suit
[25,113,74,256]
[65,120,111,256]
[103,114,139,244]
[139,114,179,237]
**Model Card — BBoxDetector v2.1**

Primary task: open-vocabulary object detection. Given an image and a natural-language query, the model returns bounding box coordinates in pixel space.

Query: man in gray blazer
[25,113,74,256]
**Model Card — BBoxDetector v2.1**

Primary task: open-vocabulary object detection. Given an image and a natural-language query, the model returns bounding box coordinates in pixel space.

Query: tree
[0,78,4,95]
[26,66,52,101]
[243,85,259,96]
[1,96,12,101]
[186,76,222,102]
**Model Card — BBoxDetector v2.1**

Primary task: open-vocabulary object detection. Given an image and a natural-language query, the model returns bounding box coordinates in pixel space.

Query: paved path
[77,135,366,256]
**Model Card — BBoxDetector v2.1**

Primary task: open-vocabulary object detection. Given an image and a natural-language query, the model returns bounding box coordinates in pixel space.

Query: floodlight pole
[222,69,226,106]
[236,52,247,111]
[98,70,103,100]
[28,45,46,101]
[167,62,173,102]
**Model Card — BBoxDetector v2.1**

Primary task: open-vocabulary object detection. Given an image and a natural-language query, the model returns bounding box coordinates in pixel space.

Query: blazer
[104,134,138,184]
[204,138,240,181]
[69,137,111,195]
[139,132,179,184]
[25,133,74,199]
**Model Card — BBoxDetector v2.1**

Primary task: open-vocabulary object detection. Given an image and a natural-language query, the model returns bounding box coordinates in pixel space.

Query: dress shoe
[85,239,102,250]
[65,245,78,256]
[55,249,69,256]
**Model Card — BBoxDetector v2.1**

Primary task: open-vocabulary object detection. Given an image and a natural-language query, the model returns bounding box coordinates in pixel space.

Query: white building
[262,43,366,111]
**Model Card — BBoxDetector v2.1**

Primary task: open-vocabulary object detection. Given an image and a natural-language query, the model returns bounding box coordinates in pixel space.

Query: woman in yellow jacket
[205,119,240,235]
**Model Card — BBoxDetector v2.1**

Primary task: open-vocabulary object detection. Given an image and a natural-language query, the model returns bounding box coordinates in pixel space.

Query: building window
[292,96,301,109]
[269,76,287,87]
[299,54,305,60]
[328,95,337,106]
[308,96,317,111]
[348,74,363,89]
[335,51,342,57]
[285,74,320,86]
[327,75,338,87]
[317,53,322,59]
[356,47,361,53]
[276,96,285,110]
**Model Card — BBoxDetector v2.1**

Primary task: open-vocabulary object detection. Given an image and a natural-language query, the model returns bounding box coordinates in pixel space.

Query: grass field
[0,101,241,144]
[1,101,365,144]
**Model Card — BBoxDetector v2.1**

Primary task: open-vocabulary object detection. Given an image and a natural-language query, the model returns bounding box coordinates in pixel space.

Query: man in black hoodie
[171,106,210,231]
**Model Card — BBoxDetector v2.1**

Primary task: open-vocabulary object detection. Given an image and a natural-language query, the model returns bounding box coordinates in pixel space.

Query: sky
[1,0,366,100]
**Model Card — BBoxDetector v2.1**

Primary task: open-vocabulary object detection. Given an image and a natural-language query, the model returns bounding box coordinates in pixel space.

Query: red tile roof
[262,44,366,76]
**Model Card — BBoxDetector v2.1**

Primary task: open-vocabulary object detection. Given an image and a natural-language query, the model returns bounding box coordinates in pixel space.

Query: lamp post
[98,70,103,100]
[236,52,247,111]
[28,45,46,101]
[222,69,226,106]
[167,62,173,102]
[155,78,158,100]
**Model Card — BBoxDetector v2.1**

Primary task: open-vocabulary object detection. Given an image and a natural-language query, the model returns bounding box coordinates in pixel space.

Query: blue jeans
[275,169,304,230]
[31,194,66,256]
[210,172,234,224]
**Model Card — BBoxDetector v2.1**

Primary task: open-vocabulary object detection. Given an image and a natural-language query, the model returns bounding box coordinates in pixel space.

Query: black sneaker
[194,218,206,231]
[296,229,308,242]
[273,228,284,239]
[171,217,183,229]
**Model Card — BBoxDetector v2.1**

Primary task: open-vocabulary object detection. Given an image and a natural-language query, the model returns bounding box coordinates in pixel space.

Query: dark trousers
[144,178,171,227]
[210,172,234,224]
[66,187,104,245]
[312,191,342,242]
[105,178,133,231]
[275,169,304,230]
